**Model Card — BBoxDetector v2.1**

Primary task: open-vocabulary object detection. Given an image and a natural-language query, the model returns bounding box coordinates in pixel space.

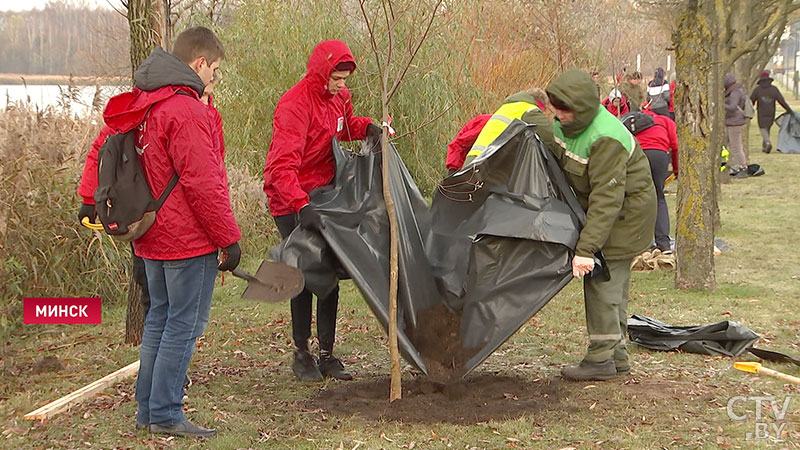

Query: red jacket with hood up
[263,40,372,216]
[445,114,491,170]
[78,47,240,260]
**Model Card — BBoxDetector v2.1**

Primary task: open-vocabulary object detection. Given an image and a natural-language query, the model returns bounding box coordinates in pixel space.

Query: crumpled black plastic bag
[627,314,759,357]
[271,120,582,377]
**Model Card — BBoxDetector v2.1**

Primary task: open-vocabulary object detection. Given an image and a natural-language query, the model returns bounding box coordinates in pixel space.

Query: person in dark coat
[646,67,671,117]
[750,70,794,153]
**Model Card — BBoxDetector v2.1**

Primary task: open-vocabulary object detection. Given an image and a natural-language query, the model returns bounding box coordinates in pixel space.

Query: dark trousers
[643,149,671,249]
[274,213,339,352]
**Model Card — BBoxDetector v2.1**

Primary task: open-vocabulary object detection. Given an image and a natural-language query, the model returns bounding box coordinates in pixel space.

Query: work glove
[589,251,611,282]
[78,203,96,224]
[217,242,241,272]
[366,123,383,139]
[448,168,458,177]
[299,204,324,231]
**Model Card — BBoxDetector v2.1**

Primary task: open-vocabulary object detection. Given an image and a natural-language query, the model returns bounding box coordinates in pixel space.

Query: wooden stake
[24,360,139,421]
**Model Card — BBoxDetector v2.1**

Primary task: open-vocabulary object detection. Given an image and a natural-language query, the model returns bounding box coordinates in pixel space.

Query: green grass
[1,96,800,450]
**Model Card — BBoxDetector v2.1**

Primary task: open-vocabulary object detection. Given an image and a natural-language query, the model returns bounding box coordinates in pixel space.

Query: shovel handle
[81,217,104,230]
[231,268,259,283]
[759,366,800,385]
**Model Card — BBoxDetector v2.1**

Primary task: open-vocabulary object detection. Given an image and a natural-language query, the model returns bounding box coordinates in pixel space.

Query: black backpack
[94,110,179,242]
[620,111,657,135]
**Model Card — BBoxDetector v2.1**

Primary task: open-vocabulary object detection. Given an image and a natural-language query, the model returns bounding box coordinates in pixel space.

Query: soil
[404,303,479,383]
[308,374,565,425]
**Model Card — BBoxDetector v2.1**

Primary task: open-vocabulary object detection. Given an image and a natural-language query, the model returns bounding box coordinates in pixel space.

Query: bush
[215,0,487,198]
[0,104,130,341]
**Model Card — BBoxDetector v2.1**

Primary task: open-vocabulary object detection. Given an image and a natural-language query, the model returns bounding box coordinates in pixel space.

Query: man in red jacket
[626,110,679,253]
[80,27,241,438]
[264,40,377,382]
[445,114,491,174]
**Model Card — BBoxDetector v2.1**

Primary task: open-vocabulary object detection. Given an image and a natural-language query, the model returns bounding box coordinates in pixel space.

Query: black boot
[292,349,323,382]
[318,352,353,381]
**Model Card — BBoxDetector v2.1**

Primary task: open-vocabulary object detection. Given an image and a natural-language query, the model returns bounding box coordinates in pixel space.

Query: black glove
[217,242,241,272]
[78,203,96,224]
[447,168,458,177]
[299,204,324,231]
[366,123,383,139]
[589,251,611,282]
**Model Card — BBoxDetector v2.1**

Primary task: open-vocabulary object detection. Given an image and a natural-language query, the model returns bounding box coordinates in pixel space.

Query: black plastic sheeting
[776,112,800,154]
[271,120,582,377]
[627,314,759,357]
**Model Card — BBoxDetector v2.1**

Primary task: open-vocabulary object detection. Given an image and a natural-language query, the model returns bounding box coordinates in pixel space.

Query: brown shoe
[561,359,616,381]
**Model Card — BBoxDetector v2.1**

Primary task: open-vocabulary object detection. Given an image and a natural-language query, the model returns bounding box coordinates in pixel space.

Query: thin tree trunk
[124,0,163,343]
[125,271,146,344]
[673,0,716,290]
[381,90,402,402]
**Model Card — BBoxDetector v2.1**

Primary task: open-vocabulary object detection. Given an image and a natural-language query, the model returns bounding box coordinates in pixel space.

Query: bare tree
[670,0,797,290]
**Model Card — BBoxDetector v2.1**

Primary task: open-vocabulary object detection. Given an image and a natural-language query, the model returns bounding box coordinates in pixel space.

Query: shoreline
[0,73,128,86]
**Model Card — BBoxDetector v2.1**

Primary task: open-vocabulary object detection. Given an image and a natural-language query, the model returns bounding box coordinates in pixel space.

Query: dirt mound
[405,303,479,383]
[308,374,565,425]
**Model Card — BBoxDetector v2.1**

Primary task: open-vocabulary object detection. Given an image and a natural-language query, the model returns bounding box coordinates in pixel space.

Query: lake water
[0,84,126,116]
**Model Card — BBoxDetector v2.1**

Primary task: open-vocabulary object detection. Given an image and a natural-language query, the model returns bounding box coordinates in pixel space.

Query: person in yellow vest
[461,88,555,167]
[545,70,656,381]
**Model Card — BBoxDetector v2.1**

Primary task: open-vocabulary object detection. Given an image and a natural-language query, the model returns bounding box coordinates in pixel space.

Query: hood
[608,88,622,99]
[305,40,357,99]
[757,77,773,86]
[546,70,599,137]
[724,72,737,89]
[504,91,537,104]
[134,47,205,97]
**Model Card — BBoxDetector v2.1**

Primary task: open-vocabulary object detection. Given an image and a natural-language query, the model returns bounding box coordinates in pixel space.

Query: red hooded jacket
[634,110,679,172]
[78,47,240,260]
[445,114,491,170]
[263,40,372,216]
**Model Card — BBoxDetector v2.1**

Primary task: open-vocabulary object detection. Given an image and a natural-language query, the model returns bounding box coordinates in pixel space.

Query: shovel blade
[734,361,761,374]
[241,261,304,303]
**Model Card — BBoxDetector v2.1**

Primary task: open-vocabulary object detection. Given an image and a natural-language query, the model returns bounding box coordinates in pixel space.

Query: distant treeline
[0,2,129,76]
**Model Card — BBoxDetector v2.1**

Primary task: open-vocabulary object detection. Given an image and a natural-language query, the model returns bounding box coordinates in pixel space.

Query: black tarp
[776,112,800,154]
[271,120,582,378]
[627,314,759,357]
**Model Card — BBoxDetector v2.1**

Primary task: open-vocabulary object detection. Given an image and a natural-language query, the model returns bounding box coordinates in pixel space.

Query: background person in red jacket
[263,40,377,382]
[628,110,679,253]
[445,114,491,175]
[601,89,629,118]
[86,27,241,438]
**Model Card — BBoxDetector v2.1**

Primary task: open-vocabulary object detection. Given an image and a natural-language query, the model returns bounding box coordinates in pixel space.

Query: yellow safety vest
[465,101,541,162]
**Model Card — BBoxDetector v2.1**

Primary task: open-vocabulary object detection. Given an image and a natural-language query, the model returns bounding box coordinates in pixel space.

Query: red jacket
[445,114,491,170]
[668,81,676,114]
[263,40,372,216]
[635,110,679,172]
[601,97,630,118]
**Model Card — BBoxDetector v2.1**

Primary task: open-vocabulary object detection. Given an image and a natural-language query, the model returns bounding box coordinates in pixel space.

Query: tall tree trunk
[672,0,717,290]
[124,0,164,344]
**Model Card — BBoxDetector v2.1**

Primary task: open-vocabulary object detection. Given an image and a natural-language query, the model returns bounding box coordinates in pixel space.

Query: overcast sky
[0,0,122,12]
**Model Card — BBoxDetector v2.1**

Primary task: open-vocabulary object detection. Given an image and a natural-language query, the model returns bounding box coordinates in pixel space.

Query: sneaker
[135,422,149,432]
[561,359,616,381]
[763,142,772,153]
[150,420,216,438]
[615,361,631,375]
[292,349,323,382]
[318,355,353,381]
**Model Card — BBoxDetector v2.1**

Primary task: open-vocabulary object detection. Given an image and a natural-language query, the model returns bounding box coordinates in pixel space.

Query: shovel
[748,347,800,367]
[230,260,304,303]
[734,361,800,385]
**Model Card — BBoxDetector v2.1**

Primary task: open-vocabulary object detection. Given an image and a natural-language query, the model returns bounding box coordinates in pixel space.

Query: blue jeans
[136,251,217,426]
